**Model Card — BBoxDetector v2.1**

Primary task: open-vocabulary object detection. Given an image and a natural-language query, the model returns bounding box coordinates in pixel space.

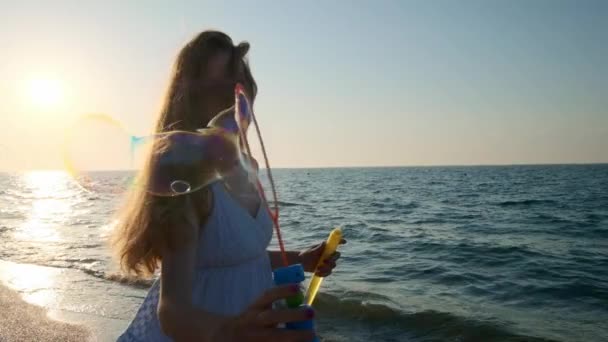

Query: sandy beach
[0,260,134,342]
[0,284,90,342]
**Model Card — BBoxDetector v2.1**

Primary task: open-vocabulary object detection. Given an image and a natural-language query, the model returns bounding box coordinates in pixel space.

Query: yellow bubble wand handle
[305,228,343,306]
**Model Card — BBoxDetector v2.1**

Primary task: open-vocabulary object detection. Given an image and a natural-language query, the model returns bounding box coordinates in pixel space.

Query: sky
[0,0,606,170]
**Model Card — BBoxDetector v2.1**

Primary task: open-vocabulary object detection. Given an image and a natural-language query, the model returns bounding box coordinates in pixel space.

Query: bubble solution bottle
[273,263,319,342]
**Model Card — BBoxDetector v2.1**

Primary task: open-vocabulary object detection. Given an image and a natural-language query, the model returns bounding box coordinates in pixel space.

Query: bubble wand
[234,84,319,341]
[236,89,344,307]
[234,84,288,266]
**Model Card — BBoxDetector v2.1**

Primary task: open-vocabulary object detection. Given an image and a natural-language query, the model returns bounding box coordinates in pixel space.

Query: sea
[0,165,607,342]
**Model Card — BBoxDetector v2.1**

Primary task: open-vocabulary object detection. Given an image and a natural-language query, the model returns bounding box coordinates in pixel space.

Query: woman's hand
[215,285,316,342]
[299,239,346,276]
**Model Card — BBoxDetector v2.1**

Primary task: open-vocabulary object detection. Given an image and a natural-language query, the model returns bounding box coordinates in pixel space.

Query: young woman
[114,30,343,342]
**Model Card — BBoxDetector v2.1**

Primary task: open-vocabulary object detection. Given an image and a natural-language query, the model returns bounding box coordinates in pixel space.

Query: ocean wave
[521,279,608,304]
[408,218,446,225]
[369,231,402,243]
[78,268,154,289]
[67,218,96,226]
[453,241,546,261]
[6,258,155,289]
[369,201,419,210]
[365,218,407,226]
[66,264,153,289]
[457,192,480,198]
[585,212,608,224]
[4,192,77,200]
[315,292,558,342]
[0,211,26,220]
[268,200,305,207]
[495,199,557,207]
[589,227,608,238]
[65,243,103,250]
[54,257,101,264]
[531,213,574,224]
[406,240,551,270]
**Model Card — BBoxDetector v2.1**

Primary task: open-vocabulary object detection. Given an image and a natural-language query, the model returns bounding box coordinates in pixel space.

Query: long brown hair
[112,30,257,277]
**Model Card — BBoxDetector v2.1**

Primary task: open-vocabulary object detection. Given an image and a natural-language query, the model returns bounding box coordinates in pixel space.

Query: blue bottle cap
[273,263,305,285]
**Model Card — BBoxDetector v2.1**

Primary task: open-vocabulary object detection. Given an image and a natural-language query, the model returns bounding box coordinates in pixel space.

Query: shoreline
[0,283,90,342]
[0,259,134,342]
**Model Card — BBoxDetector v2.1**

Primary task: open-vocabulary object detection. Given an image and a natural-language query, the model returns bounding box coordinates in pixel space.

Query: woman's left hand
[299,239,346,277]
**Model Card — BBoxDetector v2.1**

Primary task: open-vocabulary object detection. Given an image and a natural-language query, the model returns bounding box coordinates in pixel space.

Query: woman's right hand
[214,284,316,342]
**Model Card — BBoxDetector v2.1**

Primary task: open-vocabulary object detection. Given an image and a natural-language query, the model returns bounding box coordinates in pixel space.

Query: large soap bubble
[63,87,255,196]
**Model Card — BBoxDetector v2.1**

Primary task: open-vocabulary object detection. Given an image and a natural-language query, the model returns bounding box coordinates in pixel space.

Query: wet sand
[0,284,90,342]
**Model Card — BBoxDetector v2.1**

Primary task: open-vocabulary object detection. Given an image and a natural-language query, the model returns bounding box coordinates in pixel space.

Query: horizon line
[1,161,607,173]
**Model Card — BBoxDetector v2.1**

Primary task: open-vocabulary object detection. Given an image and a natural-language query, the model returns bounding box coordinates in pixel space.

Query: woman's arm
[158,239,229,341]
[157,195,227,341]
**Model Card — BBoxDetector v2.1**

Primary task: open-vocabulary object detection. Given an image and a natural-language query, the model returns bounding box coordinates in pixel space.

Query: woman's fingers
[320,252,340,266]
[316,259,336,276]
[257,328,316,342]
[316,269,333,277]
[250,284,300,310]
[322,259,337,269]
[272,329,316,342]
[238,286,317,342]
[316,269,332,277]
[314,250,341,276]
[256,307,314,326]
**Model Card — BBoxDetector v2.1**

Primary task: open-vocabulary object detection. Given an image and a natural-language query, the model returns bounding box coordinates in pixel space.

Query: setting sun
[26,78,64,108]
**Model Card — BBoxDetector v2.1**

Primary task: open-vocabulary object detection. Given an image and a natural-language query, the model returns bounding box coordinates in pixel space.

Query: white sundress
[117,181,275,341]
